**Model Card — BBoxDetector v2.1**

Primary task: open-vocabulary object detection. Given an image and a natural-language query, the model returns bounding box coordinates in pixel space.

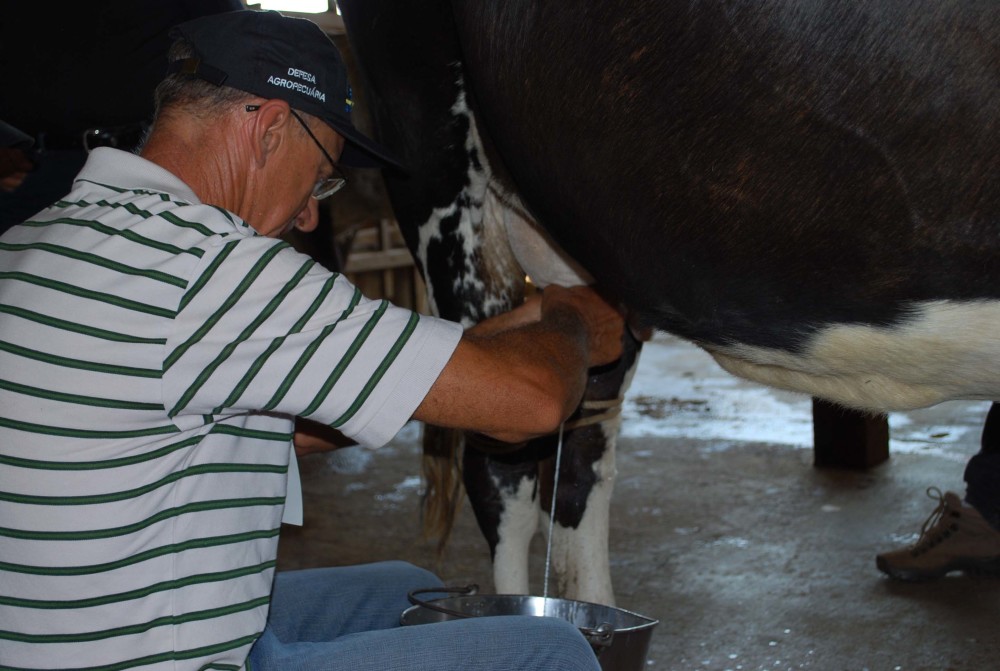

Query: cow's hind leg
[463,435,547,595]
[541,332,642,606]
[462,330,640,603]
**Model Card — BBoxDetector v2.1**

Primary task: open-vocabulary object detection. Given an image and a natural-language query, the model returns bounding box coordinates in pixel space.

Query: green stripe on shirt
[0,241,186,287]
[301,300,390,418]
[0,378,163,411]
[0,339,163,377]
[166,241,288,374]
[0,417,177,440]
[0,528,281,576]
[0,463,287,505]
[332,310,421,427]
[0,272,175,318]
[0,596,271,644]
[209,273,338,414]
[168,257,315,416]
[19,215,203,258]
[0,562,275,611]
[0,304,167,344]
[0,498,285,541]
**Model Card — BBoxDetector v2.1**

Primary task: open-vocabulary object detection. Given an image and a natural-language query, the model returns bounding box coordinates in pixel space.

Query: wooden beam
[342,248,415,273]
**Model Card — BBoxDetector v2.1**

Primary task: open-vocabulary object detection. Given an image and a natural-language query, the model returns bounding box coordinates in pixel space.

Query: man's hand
[539,285,625,367]
[0,147,33,192]
[466,292,542,337]
[414,284,627,443]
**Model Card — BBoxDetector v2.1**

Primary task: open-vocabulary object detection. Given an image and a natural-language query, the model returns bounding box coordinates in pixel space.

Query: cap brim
[326,118,407,173]
[0,120,34,150]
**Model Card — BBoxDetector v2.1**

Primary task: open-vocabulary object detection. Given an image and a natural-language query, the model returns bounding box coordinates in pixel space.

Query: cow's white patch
[415,79,523,325]
[543,419,620,606]
[709,300,1000,410]
[492,475,540,595]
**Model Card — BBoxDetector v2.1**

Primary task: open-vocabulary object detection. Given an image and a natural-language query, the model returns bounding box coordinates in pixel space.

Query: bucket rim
[403,586,660,633]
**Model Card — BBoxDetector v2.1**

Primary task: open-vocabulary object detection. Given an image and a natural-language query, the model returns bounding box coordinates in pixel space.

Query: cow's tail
[420,424,465,560]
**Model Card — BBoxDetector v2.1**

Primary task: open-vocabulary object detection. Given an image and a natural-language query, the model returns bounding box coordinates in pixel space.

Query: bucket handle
[407,585,615,650]
[407,584,480,620]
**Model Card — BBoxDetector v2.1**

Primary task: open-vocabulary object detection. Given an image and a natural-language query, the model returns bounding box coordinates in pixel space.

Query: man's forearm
[413,284,624,443]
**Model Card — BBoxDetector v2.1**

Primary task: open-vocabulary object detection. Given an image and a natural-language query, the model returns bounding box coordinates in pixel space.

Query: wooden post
[812,398,889,469]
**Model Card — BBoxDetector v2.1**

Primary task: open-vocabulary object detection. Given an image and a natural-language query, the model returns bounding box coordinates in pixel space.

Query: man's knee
[501,616,601,671]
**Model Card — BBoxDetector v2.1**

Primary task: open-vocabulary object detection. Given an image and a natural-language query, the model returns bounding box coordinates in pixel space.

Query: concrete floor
[277,335,999,671]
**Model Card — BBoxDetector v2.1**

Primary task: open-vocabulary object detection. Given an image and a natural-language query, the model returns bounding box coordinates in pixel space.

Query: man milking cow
[0,10,626,671]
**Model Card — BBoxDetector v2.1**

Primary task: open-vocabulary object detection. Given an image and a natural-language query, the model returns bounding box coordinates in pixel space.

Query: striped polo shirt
[0,148,463,670]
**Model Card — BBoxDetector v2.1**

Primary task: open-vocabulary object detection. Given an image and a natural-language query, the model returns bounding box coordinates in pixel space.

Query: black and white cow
[338,0,1000,605]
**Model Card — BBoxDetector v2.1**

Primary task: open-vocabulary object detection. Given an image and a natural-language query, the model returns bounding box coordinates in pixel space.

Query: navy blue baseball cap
[168,9,402,171]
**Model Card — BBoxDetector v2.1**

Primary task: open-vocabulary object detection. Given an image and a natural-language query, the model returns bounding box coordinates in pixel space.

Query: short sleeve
[162,234,462,446]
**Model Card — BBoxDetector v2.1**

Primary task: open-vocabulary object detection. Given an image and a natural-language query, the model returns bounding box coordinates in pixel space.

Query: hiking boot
[876,488,1000,581]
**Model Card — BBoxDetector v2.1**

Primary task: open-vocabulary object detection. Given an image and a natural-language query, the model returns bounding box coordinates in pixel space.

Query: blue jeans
[248,562,600,671]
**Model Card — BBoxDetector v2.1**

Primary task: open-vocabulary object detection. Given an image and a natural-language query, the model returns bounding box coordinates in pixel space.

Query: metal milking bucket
[400,585,658,671]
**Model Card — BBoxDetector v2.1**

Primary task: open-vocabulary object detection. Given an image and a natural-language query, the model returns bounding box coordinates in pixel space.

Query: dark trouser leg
[963,403,1000,529]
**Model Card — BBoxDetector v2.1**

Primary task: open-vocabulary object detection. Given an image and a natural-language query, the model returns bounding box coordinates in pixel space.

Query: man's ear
[248,99,293,169]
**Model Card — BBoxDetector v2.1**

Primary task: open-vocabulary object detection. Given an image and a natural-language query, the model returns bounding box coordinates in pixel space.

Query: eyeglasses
[245,104,347,200]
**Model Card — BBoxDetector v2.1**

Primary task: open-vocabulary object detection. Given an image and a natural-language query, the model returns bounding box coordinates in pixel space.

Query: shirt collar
[73,147,202,204]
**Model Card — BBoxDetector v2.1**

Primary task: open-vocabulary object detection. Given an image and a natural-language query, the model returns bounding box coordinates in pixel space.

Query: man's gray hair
[153,39,254,119]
